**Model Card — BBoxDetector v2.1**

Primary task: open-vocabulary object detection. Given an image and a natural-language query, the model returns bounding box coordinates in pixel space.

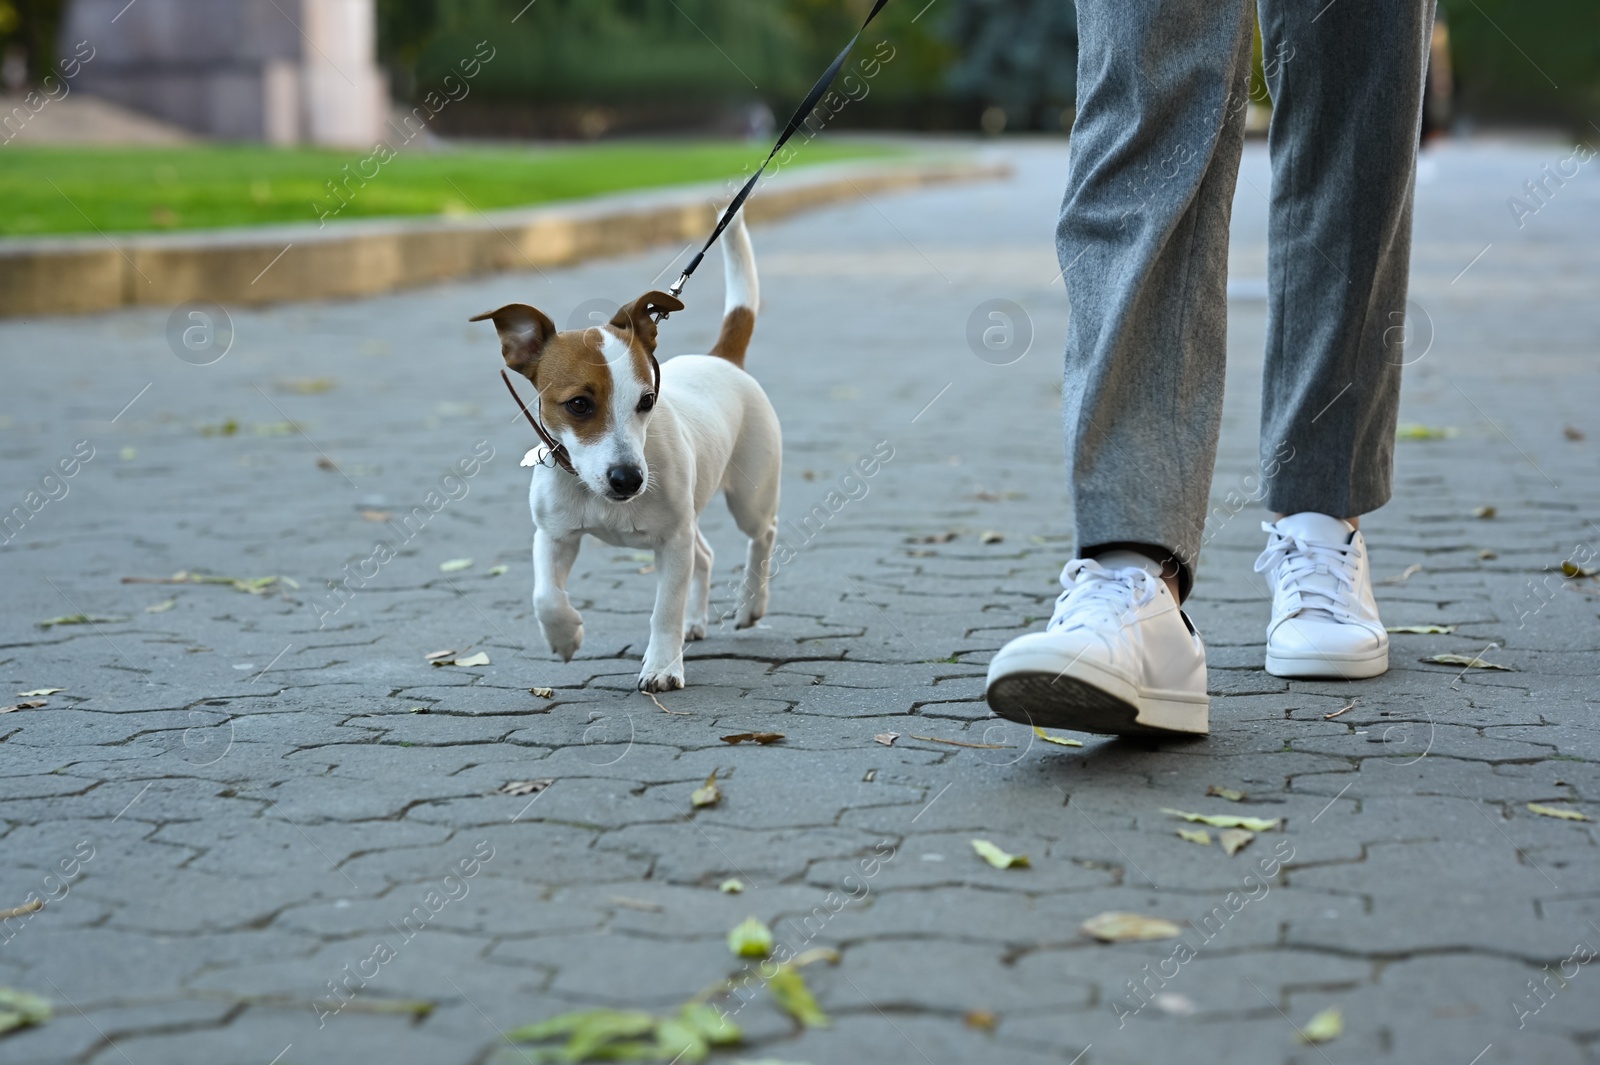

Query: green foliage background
[388,0,950,111]
[1437,0,1600,127]
[0,0,1592,130]
[376,0,1597,129]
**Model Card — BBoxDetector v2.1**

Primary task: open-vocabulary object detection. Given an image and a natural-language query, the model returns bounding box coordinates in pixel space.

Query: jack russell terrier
[472,212,780,692]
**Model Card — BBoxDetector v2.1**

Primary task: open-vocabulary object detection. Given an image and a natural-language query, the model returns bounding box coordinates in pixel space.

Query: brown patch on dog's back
[708,306,755,368]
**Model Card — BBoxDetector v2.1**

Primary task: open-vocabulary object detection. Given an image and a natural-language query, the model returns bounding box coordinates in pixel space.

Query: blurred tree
[941,0,1078,131]
[1437,0,1600,130]
[377,0,952,127]
[0,0,63,87]
[407,0,808,104]
[374,0,1596,134]
[376,0,443,99]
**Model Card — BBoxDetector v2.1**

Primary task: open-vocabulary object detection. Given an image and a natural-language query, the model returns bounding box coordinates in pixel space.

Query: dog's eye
[636,393,656,414]
[564,397,594,417]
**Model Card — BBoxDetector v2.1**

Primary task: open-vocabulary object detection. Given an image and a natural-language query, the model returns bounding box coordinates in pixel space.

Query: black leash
[653,0,892,321]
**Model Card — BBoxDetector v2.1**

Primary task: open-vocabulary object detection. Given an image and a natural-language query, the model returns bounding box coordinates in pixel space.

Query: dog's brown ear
[610,290,685,354]
[470,303,556,379]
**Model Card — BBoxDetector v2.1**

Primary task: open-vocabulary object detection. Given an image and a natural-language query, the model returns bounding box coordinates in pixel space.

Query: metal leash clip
[520,445,557,470]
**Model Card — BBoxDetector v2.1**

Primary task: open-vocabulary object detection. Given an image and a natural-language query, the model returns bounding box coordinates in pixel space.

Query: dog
[471,211,780,692]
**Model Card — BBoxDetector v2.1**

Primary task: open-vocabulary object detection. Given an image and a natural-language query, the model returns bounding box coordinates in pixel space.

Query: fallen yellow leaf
[1219,828,1255,856]
[1080,912,1182,943]
[1299,1006,1343,1044]
[1527,803,1590,822]
[972,839,1029,869]
[1033,726,1084,748]
[1420,653,1512,671]
[1161,808,1280,832]
[727,916,772,958]
[691,771,721,808]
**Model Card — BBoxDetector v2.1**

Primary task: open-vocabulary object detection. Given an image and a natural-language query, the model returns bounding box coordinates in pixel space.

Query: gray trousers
[1058,0,1436,599]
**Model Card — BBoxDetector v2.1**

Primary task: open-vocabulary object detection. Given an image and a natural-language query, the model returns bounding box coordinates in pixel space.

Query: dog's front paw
[548,624,584,661]
[538,608,584,662]
[684,620,707,642]
[638,664,685,693]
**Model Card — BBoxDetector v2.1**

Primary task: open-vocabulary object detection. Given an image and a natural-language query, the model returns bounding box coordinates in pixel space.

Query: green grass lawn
[0,140,895,238]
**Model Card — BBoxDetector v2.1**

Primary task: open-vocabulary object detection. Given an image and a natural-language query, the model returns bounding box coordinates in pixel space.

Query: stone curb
[0,155,1009,319]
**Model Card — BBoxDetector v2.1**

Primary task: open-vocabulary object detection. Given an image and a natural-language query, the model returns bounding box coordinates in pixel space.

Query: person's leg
[1255,0,1436,514]
[1252,0,1435,681]
[1059,0,1257,603]
[986,0,1256,739]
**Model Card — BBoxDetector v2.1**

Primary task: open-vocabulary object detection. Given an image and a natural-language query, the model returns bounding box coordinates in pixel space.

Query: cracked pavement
[1,137,1598,1064]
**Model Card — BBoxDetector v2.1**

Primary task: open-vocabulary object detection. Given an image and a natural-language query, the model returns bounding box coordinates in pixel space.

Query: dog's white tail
[708,209,758,369]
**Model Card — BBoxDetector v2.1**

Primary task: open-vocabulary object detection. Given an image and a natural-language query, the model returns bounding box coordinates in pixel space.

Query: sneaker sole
[1265,647,1389,680]
[986,652,1209,738]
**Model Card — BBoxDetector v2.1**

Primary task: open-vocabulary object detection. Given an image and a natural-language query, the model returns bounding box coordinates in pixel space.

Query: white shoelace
[1253,523,1362,624]
[1048,559,1159,633]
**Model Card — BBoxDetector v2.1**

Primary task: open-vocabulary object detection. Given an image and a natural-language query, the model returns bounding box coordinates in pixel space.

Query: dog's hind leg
[685,526,712,641]
[724,466,779,630]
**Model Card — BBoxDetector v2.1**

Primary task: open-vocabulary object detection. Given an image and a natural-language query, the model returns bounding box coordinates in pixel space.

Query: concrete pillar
[61,0,385,145]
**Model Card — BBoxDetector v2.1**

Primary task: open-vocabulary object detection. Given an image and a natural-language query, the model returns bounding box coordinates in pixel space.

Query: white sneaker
[1254,512,1388,679]
[985,552,1209,737]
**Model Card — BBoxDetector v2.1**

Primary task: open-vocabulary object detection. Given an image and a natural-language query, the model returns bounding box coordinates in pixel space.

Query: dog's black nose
[607,464,644,497]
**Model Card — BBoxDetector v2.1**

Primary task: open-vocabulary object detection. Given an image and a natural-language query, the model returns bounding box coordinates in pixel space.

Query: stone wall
[61,0,385,145]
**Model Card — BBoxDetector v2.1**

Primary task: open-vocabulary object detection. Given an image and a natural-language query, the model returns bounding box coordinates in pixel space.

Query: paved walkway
[2,136,1598,1065]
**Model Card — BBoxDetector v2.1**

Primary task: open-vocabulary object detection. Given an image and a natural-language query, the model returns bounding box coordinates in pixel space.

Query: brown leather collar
[501,356,661,479]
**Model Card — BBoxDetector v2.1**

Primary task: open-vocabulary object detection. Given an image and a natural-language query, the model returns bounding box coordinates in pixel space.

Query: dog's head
[472,291,684,501]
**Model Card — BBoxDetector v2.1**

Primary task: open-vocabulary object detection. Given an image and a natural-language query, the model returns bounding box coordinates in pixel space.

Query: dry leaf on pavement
[727,915,773,958]
[1080,912,1182,943]
[1206,785,1246,802]
[769,964,829,1028]
[1299,1006,1343,1044]
[0,986,52,1035]
[438,651,490,668]
[1162,808,1281,832]
[498,779,553,797]
[1219,828,1255,856]
[1033,726,1084,748]
[874,733,899,746]
[1420,653,1512,671]
[1527,803,1590,822]
[972,839,1030,869]
[1176,828,1212,846]
[721,732,784,745]
[691,771,721,808]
